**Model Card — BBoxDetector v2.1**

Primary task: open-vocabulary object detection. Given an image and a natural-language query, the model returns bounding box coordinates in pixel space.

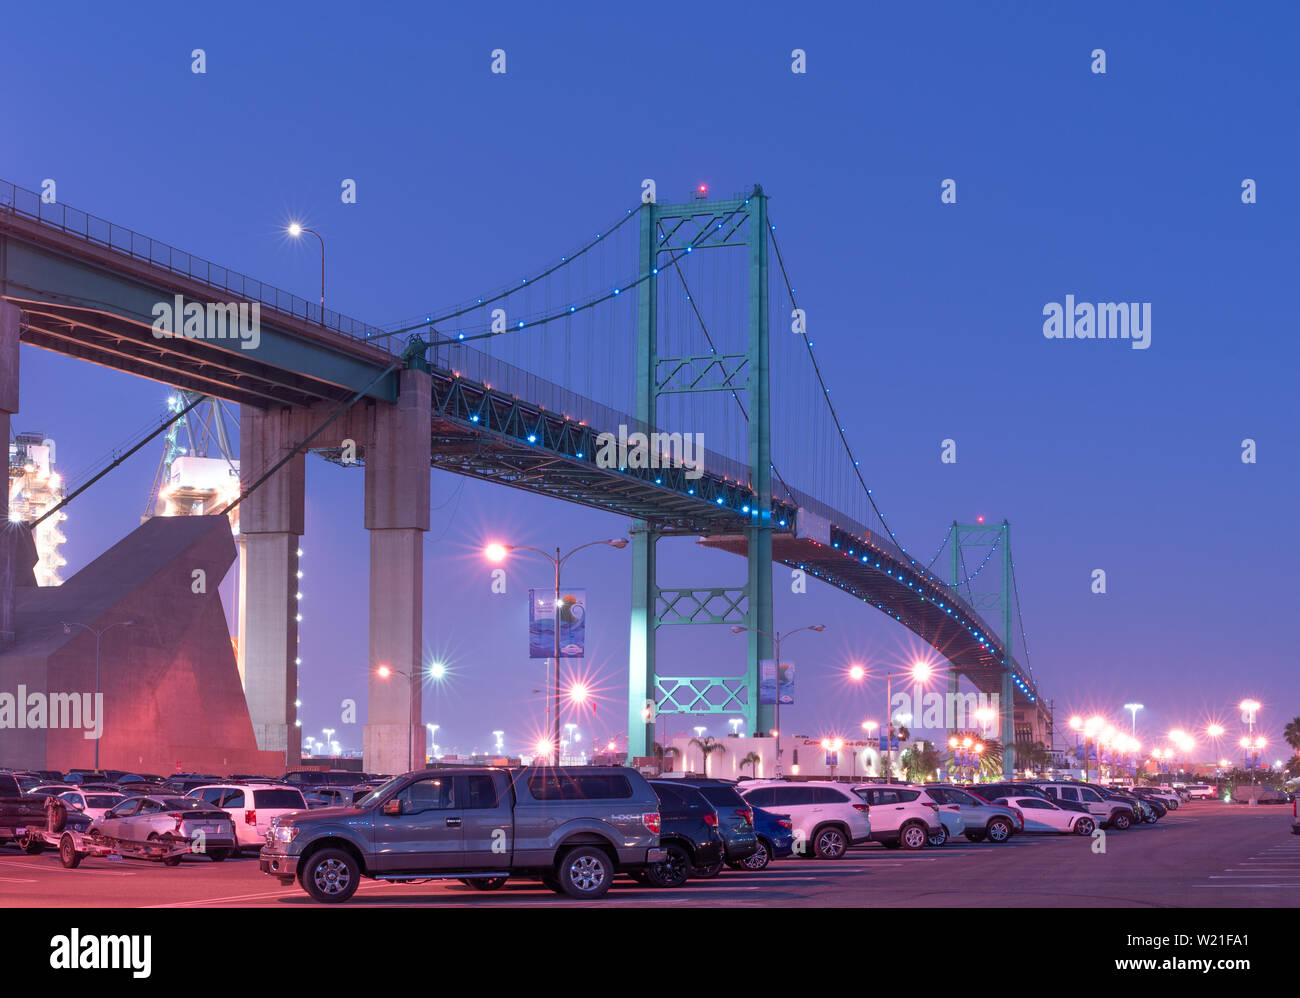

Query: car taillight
[170,813,184,831]
[778,819,793,829]
[642,812,661,835]
[245,810,257,825]
[736,808,753,826]
[1012,808,1023,828]
[923,802,939,811]
[852,803,869,812]
[702,811,718,827]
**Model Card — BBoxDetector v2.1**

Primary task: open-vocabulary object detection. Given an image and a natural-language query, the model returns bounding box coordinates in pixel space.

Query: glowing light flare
[484,542,508,563]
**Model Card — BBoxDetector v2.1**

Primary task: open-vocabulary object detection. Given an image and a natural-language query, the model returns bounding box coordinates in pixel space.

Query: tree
[1283,717,1300,754]
[902,740,941,783]
[652,742,680,774]
[1013,739,1050,776]
[689,736,727,776]
[739,751,762,777]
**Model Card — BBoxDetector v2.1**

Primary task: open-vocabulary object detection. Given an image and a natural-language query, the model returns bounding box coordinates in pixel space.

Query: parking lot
[1,801,1293,908]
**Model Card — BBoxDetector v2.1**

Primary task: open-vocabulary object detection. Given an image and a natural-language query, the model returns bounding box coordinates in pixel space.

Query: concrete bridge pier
[238,407,306,763]
[0,303,20,646]
[362,367,430,776]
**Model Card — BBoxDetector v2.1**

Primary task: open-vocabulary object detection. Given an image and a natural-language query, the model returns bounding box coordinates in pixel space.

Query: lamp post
[1124,703,1144,738]
[376,665,421,773]
[61,619,135,771]
[852,661,949,784]
[485,537,627,762]
[286,222,326,321]
[730,623,827,778]
[1240,735,1266,785]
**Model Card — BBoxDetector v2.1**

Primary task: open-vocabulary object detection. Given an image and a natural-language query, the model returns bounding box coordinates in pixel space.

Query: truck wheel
[465,876,507,891]
[59,833,83,868]
[557,846,613,899]
[645,844,691,888]
[302,848,360,903]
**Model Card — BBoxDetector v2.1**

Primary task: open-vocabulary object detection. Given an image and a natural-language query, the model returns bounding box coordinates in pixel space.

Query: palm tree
[739,751,762,777]
[1013,739,1050,776]
[689,736,727,776]
[1283,717,1300,754]
[652,742,680,774]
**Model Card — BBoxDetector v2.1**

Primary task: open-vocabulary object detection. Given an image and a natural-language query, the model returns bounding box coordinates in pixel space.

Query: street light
[1239,699,1261,739]
[377,663,443,773]
[1240,735,1267,784]
[61,619,135,771]
[851,660,950,784]
[820,737,845,780]
[730,623,827,777]
[1124,703,1144,737]
[286,222,326,320]
[485,537,627,761]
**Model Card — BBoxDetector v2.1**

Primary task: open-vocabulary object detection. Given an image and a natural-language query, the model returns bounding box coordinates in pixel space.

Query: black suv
[642,781,725,888]
[659,778,758,875]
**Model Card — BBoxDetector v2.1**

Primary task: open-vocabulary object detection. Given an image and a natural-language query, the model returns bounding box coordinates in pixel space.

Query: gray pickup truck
[260,765,665,902]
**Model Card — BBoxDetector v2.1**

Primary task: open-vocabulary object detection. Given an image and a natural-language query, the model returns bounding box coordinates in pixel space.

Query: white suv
[851,784,945,850]
[186,783,308,853]
[737,781,871,859]
[1185,784,1216,800]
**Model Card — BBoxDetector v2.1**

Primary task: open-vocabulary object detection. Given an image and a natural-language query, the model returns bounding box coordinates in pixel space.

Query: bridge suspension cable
[373,202,754,347]
[926,524,954,570]
[1008,539,1033,676]
[767,217,903,551]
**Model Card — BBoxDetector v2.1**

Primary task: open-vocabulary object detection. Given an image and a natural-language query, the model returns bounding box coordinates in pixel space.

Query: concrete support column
[363,367,430,775]
[0,304,20,645]
[238,405,305,764]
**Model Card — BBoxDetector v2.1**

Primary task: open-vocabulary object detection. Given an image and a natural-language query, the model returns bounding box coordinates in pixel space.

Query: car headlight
[272,825,300,844]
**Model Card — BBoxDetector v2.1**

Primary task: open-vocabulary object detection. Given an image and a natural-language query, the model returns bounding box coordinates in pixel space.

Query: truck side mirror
[381,798,402,816]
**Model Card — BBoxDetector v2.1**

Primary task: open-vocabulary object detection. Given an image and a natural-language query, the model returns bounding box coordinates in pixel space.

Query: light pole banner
[759,660,794,705]
[528,588,586,658]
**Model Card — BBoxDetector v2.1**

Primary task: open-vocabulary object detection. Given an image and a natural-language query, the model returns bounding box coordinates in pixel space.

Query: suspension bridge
[0,179,1047,776]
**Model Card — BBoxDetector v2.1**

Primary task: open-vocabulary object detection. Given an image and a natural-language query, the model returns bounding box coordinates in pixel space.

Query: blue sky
[3,1,1296,762]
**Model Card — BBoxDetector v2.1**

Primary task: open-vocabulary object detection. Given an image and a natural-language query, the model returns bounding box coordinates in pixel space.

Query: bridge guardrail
[0,179,391,350]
